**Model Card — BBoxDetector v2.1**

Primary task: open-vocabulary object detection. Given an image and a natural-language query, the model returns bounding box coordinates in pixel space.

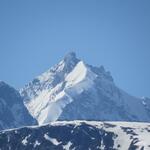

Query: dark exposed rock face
[0,81,37,130]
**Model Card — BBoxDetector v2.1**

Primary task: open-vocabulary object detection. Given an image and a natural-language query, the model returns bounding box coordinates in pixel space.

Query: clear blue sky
[0,0,150,97]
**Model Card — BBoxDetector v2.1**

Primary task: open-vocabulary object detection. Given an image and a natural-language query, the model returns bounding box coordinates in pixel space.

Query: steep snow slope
[0,81,37,130]
[20,52,150,124]
[0,121,150,150]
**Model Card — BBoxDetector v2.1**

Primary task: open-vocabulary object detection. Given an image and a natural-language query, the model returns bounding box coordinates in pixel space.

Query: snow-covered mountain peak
[21,59,97,124]
[34,52,80,84]
[20,52,150,125]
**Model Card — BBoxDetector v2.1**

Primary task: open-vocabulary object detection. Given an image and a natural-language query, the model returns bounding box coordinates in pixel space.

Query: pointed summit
[63,52,79,63]
[61,52,80,73]
[64,52,76,59]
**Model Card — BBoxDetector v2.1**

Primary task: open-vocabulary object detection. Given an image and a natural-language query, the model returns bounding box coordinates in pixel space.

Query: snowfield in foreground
[0,121,150,150]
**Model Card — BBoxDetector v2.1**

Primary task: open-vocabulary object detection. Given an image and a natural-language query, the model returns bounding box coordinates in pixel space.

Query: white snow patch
[34,140,41,148]
[38,91,73,124]
[37,70,53,83]
[65,61,96,90]
[44,134,61,145]
[65,61,87,85]
[22,137,28,146]
[142,101,146,105]
[63,141,72,150]
[21,135,31,146]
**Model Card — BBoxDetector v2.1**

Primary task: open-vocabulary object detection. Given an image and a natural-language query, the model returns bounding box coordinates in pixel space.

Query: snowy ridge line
[1,120,150,132]
[0,121,150,150]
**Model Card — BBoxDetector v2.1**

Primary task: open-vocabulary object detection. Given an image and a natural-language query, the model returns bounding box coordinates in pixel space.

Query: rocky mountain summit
[20,52,150,125]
